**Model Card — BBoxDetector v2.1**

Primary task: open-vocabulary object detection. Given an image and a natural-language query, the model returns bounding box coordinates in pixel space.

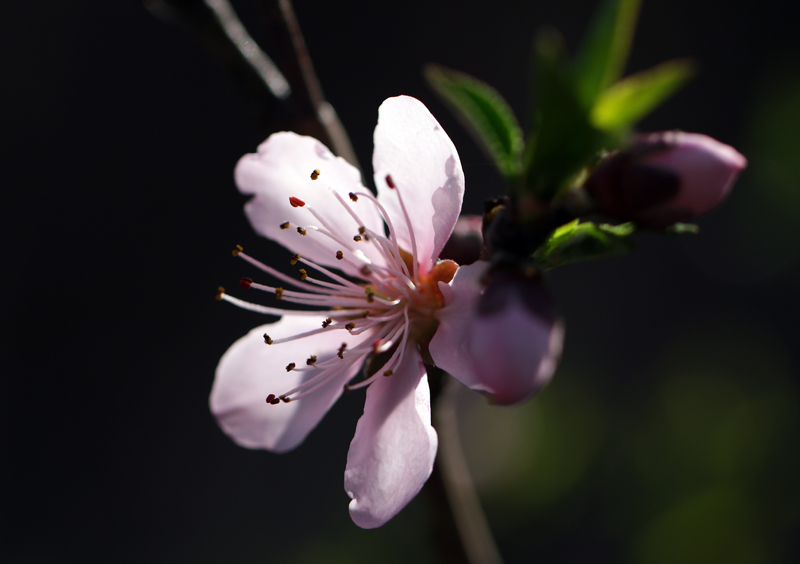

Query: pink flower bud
[467,270,564,405]
[584,131,747,227]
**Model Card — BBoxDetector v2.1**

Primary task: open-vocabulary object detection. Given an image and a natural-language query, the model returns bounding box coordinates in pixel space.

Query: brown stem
[432,375,505,564]
[255,0,359,169]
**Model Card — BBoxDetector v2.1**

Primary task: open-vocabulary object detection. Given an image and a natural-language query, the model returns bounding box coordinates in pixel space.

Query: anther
[266,394,278,404]
[310,169,320,180]
[289,196,306,208]
[215,286,225,300]
[386,174,396,189]
[290,253,300,265]
[366,294,375,303]
[358,226,366,235]
[232,244,243,257]
[306,355,317,366]
[335,250,344,260]
[280,396,291,403]
[280,221,290,230]
[360,265,372,276]
[297,227,307,236]
[349,192,358,202]
[239,277,253,289]
[361,311,370,318]
[275,287,284,299]
[264,334,273,345]
[286,362,296,372]
[353,235,362,242]
[322,317,332,328]
[337,343,347,359]
[345,322,356,331]
[383,369,394,377]
[299,269,308,281]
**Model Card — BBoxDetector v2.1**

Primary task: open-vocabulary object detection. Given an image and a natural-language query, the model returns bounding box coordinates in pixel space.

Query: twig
[255,0,359,169]
[434,376,505,564]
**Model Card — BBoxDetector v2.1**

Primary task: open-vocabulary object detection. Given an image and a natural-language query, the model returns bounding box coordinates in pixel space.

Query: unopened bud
[584,131,747,228]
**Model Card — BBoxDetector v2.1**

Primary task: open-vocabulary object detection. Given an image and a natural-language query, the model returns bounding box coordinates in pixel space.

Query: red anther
[336,250,344,260]
[289,196,306,208]
[349,192,358,202]
[385,174,396,189]
[239,277,253,289]
[266,394,276,404]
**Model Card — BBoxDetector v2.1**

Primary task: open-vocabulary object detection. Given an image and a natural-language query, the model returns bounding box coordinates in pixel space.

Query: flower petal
[210,315,368,453]
[236,132,385,275]
[429,261,490,391]
[344,345,437,528]
[373,96,465,274]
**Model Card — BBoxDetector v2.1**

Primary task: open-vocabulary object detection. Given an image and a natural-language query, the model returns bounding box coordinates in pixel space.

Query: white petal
[210,316,368,453]
[344,346,437,528]
[373,96,465,274]
[428,261,490,391]
[236,132,385,276]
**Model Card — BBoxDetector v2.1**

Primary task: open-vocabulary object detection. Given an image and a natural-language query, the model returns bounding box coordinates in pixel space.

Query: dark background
[3,1,800,563]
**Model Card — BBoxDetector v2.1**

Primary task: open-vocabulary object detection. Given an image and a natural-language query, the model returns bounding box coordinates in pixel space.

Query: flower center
[217,170,458,404]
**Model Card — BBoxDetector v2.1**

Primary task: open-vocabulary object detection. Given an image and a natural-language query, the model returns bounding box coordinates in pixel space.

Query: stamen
[310,169,320,180]
[289,196,306,208]
[349,192,358,202]
[240,277,253,289]
[286,362,296,372]
[264,334,273,345]
[215,286,225,301]
[280,222,290,230]
[299,269,308,281]
[306,355,317,365]
[232,244,243,257]
[297,227,307,236]
[387,175,419,279]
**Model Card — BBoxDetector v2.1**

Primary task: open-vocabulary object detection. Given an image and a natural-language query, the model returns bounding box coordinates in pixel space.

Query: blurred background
[3,0,799,562]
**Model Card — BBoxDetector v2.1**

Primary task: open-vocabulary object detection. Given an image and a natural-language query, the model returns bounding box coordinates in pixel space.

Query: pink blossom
[585,131,747,227]
[210,96,471,528]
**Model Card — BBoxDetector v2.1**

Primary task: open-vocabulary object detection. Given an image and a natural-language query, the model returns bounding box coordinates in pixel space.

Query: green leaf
[574,0,642,107]
[591,59,696,130]
[534,220,635,268]
[666,222,700,235]
[524,30,618,200]
[424,64,524,181]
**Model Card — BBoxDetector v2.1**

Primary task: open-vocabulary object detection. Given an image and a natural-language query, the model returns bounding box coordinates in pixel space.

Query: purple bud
[467,271,564,405]
[584,131,747,227]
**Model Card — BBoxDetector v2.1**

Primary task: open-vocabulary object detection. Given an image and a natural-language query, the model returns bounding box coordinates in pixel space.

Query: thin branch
[434,376,505,564]
[255,0,359,169]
